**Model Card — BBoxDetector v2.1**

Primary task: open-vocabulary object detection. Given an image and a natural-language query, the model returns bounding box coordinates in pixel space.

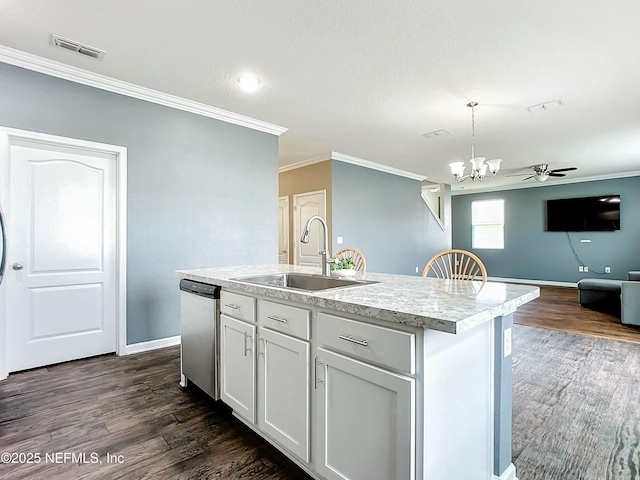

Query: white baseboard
[125,335,181,355]
[489,276,577,288]
[493,463,518,480]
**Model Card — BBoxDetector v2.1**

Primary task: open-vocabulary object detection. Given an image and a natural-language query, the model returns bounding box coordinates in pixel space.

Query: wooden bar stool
[422,249,487,282]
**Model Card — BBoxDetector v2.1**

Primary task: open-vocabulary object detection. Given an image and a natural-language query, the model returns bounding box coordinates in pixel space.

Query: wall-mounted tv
[546,195,621,231]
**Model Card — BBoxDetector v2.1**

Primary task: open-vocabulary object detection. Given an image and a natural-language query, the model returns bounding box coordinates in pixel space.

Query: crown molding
[451,170,640,196]
[330,152,427,181]
[0,45,288,136]
[279,151,427,181]
[278,154,332,173]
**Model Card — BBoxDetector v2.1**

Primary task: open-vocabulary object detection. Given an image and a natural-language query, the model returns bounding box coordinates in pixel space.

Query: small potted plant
[330,255,357,277]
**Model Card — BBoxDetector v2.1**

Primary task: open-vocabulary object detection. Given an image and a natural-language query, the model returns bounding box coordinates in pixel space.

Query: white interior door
[294,190,326,268]
[278,196,289,264]
[4,138,118,372]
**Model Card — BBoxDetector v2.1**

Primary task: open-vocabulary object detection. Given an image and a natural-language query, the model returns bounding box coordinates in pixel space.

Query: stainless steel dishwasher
[179,279,220,400]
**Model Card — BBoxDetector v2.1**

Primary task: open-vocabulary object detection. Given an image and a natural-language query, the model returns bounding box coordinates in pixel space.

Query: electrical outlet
[584,266,589,272]
[605,266,611,274]
[336,236,343,245]
[578,266,584,272]
[504,328,512,358]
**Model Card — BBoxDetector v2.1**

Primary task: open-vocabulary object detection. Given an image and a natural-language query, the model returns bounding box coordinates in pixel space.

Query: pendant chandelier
[449,102,502,182]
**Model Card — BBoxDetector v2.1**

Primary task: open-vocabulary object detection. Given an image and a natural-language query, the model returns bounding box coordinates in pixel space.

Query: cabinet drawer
[221,290,256,323]
[259,300,310,341]
[317,313,415,374]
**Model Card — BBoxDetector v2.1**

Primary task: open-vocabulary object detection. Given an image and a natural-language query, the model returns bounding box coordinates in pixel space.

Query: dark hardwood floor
[513,285,640,344]
[0,348,311,480]
[1,287,638,479]
[513,325,640,480]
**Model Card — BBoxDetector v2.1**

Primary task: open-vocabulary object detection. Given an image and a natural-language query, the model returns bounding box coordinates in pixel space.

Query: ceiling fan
[506,164,577,183]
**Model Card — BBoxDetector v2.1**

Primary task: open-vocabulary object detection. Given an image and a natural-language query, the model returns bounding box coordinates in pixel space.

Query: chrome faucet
[300,215,334,276]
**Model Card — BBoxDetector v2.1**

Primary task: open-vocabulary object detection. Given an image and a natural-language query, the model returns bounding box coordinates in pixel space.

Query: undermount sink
[230,272,378,292]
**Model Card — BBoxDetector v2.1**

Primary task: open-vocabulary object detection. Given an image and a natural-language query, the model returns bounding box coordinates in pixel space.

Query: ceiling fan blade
[549,167,577,173]
[505,173,534,177]
[548,173,566,177]
[521,175,534,181]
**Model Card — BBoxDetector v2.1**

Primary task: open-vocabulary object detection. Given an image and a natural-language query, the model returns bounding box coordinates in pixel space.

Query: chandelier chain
[449,101,501,183]
[471,104,475,159]
[468,101,478,160]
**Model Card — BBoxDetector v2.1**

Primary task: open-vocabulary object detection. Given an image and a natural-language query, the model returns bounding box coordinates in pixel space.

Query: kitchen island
[176,264,539,480]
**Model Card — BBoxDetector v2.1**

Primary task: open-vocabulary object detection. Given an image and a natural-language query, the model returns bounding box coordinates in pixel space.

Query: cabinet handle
[338,334,369,347]
[314,356,323,389]
[267,315,288,323]
[258,335,265,356]
[243,331,252,356]
[225,303,240,310]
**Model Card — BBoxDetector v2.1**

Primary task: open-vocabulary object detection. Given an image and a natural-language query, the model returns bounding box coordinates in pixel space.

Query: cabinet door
[258,327,310,462]
[316,348,415,480]
[220,314,256,423]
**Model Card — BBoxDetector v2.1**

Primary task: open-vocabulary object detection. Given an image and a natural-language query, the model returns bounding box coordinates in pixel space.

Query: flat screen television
[546,195,620,231]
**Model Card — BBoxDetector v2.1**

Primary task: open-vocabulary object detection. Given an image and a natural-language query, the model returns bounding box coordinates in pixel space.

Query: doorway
[293,190,327,268]
[0,128,127,378]
[278,196,289,264]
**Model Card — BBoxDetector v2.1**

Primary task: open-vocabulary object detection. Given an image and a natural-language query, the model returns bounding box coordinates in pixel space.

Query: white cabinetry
[219,290,419,480]
[220,314,256,423]
[257,299,311,462]
[220,291,257,423]
[315,313,416,480]
[258,327,310,461]
[220,291,312,464]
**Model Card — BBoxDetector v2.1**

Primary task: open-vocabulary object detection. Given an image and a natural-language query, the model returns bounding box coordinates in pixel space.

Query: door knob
[12,263,23,270]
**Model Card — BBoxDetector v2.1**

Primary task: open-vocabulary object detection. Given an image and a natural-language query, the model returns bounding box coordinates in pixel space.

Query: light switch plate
[337,236,343,245]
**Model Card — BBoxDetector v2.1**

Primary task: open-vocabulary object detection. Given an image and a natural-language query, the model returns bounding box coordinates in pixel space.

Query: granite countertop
[176,264,540,334]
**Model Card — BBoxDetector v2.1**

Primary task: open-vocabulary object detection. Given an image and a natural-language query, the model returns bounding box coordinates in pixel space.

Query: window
[472,199,504,249]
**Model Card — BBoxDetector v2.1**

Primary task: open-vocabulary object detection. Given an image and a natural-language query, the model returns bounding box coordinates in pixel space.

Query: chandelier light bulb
[486,159,502,175]
[449,162,465,177]
[470,157,486,172]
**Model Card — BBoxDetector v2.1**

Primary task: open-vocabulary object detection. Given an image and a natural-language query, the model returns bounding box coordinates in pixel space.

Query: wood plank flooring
[513,325,640,480]
[1,288,639,479]
[0,348,311,480]
[513,285,640,344]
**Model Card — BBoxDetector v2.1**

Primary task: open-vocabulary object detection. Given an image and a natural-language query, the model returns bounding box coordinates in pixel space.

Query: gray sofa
[578,271,640,326]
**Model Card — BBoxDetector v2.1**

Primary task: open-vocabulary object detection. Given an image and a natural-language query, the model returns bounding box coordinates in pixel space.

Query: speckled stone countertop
[176,264,540,334]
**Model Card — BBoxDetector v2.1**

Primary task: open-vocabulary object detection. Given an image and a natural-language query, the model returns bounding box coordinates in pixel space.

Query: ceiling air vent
[50,34,105,60]
[527,99,564,113]
[422,129,450,139]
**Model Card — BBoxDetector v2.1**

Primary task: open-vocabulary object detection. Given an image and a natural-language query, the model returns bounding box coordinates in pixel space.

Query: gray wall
[331,161,451,275]
[0,62,278,344]
[452,176,640,282]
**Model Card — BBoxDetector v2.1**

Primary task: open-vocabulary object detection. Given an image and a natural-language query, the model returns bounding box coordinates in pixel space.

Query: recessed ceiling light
[237,74,261,92]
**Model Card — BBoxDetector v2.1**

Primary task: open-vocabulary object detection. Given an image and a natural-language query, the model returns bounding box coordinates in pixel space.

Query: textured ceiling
[1,0,639,192]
